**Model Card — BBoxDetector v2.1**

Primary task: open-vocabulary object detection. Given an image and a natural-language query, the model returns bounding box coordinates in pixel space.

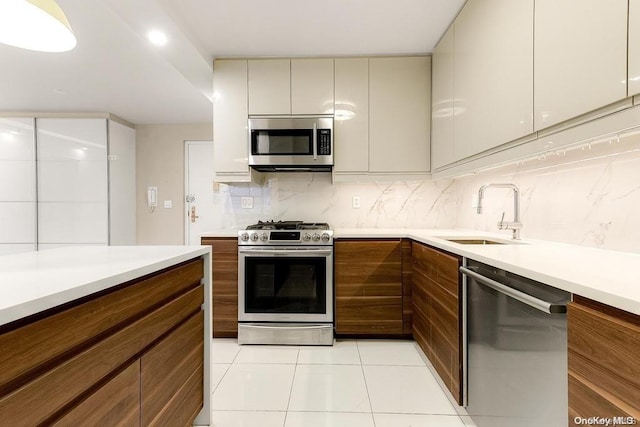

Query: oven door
[238,246,333,323]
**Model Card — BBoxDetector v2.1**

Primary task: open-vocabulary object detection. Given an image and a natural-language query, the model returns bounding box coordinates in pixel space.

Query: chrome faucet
[477,183,522,240]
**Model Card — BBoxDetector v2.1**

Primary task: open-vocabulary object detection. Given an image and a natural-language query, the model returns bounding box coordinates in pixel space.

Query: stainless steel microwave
[248,116,333,172]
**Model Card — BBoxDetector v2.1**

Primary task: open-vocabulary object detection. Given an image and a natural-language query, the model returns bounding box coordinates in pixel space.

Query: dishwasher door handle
[460,266,567,314]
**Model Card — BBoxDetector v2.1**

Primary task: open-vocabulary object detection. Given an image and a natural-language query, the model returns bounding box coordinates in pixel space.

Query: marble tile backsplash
[214,132,640,254]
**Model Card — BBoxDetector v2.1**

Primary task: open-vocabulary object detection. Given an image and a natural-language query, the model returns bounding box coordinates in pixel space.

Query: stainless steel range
[237,221,334,345]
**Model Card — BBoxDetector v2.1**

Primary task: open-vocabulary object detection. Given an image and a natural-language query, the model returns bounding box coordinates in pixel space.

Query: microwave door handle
[313,122,318,160]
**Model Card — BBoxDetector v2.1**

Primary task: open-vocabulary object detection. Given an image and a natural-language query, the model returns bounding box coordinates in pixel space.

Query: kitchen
[1,0,640,426]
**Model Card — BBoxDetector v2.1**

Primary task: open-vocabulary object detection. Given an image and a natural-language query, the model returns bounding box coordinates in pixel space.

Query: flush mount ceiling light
[147,30,168,47]
[0,0,77,52]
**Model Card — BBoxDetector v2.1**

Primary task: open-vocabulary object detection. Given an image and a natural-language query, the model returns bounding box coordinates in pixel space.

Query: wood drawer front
[0,285,203,426]
[142,310,204,426]
[335,240,402,297]
[568,300,640,417]
[411,242,459,295]
[0,258,203,395]
[149,363,204,427]
[335,296,403,334]
[213,294,239,337]
[53,361,140,427]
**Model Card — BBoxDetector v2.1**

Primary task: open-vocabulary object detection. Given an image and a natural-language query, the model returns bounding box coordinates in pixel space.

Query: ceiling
[0,0,465,125]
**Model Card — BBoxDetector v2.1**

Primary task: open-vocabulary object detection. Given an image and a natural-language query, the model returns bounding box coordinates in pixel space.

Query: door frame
[183,140,214,245]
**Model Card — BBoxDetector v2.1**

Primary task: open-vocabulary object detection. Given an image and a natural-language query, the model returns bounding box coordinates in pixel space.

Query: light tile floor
[212,339,474,427]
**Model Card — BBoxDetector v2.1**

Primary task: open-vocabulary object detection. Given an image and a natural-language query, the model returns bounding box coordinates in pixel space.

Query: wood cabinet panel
[0,286,203,425]
[401,239,413,334]
[335,296,402,334]
[291,58,334,114]
[53,361,140,427]
[411,241,462,405]
[335,239,405,335]
[202,237,238,337]
[568,297,640,420]
[0,258,202,396]
[142,311,204,426]
[149,363,204,427]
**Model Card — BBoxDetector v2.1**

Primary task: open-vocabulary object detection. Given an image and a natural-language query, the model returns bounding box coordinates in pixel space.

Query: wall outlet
[241,196,253,209]
[352,196,361,209]
[163,200,172,209]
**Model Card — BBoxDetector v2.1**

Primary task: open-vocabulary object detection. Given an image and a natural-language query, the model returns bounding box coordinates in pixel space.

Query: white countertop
[0,245,211,327]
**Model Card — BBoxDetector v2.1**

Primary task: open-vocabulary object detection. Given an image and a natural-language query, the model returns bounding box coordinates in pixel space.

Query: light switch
[163,200,172,209]
[352,196,361,209]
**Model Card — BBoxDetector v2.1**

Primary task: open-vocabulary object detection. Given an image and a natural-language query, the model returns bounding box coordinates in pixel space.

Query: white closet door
[0,117,36,254]
[37,118,108,247]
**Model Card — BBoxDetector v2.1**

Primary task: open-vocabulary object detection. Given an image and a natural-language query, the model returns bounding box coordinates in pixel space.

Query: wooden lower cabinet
[0,258,205,426]
[411,241,462,404]
[202,237,239,337]
[568,296,640,425]
[335,239,412,335]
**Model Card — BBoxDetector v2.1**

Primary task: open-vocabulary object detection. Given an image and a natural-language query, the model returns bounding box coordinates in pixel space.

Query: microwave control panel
[317,129,331,155]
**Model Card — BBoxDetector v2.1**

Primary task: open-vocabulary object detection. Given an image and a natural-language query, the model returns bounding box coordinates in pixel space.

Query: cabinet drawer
[142,311,204,426]
[0,258,203,396]
[335,296,403,334]
[53,361,140,427]
[0,286,203,425]
[568,299,640,417]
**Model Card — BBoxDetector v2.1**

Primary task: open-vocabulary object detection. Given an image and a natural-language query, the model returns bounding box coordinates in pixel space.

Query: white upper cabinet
[248,59,291,115]
[454,0,534,160]
[334,58,369,173]
[291,58,334,114]
[629,0,640,96]
[214,59,250,176]
[431,25,455,170]
[534,0,627,130]
[369,57,431,173]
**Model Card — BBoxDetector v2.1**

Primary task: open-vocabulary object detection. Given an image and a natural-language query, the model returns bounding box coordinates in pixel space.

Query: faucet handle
[497,212,506,229]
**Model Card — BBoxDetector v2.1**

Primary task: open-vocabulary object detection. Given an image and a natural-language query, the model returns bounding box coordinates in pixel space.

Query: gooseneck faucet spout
[477,183,522,240]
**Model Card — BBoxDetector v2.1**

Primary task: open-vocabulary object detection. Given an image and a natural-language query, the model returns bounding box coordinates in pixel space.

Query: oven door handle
[239,248,333,256]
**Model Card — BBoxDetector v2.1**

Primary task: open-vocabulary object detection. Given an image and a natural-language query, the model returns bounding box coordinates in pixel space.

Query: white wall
[136,123,212,245]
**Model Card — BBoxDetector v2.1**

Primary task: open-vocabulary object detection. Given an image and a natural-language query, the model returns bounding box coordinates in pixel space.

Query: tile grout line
[282,347,301,427]
[356,339,377,427]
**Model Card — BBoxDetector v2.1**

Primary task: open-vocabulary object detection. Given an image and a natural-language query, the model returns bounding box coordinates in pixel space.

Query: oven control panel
[238,230,333,245]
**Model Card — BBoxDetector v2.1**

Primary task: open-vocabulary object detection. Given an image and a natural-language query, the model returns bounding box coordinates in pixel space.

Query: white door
[184,141,215,245]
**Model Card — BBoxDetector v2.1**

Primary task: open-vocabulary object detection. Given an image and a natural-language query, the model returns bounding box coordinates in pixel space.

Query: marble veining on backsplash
[212,133,640,254]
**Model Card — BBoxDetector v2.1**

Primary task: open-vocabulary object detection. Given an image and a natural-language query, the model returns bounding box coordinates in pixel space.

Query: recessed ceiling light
[147,30,167,47]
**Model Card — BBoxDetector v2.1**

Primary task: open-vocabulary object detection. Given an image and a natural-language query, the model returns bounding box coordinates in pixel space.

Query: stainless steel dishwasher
[461,260,570,427]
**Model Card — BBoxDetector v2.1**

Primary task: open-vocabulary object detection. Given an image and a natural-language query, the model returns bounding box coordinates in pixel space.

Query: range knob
[321,232,331,242]
[240,232,249,242]
[250,233,259,241]
[302,233,312,242]
[260,232,268,242]
[312,233,321,242]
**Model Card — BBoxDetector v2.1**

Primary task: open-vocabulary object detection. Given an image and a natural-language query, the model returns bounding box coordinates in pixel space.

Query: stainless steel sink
[445,238,506,245]
[435,236,525,245]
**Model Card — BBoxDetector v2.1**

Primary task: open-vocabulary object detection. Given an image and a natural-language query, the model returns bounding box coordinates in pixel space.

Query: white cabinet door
[248,59,290,115]
[37,118,108,246]
[0,117,36,253]
[334,58,369,173]
[214,59,249,176]
[369,57,430,173]
[431,25,455,170]
[291,58,334,114]
[629,0,640,96]
[454,0,534,160]
[534,0,627,130]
